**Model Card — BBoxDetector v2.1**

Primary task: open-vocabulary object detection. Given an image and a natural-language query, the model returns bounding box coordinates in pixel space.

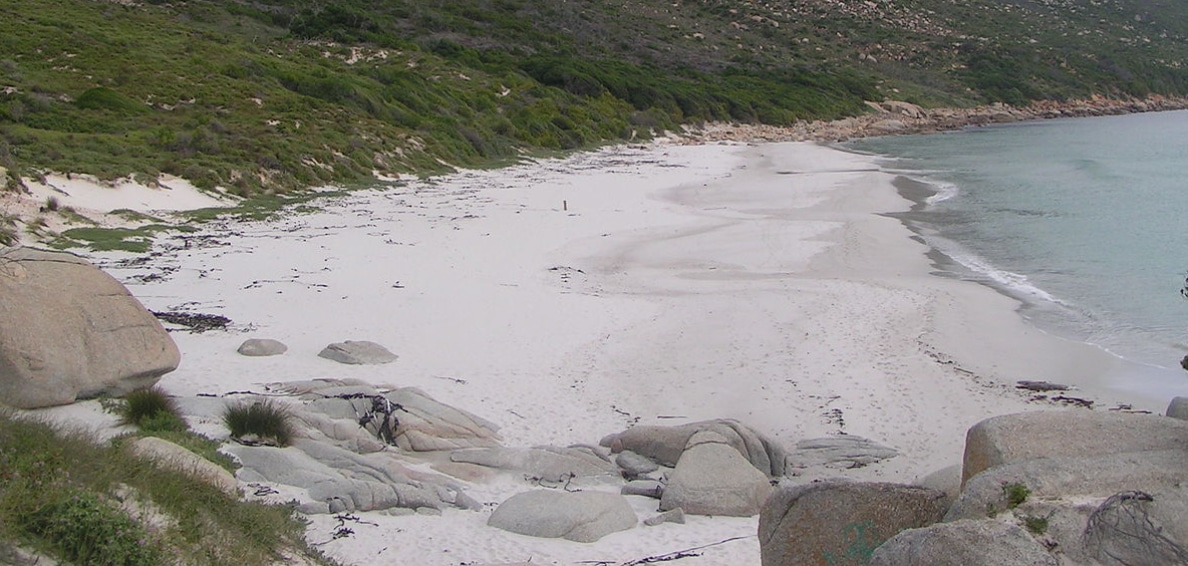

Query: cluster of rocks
[758,406,1188,565]
[679,95,1188,144]
[238,337,399,366]
[207,377,900,538]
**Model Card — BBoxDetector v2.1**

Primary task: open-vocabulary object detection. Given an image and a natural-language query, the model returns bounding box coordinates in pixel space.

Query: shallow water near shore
[848,109,1188,402]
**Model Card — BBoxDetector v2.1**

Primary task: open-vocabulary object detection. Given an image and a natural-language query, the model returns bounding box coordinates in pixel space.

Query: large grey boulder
[759,480,948,566]
[317,340,397,365]
[659,431,772,517]
[601,419,786,476]
[129,436,238,496]
[868,519,1056,566]
[237,338,287,357]
[961,411,1188,484]
[0,247,179,408]
[947,449,1188,521]
[450,445,616,483]
[488,490,637,543]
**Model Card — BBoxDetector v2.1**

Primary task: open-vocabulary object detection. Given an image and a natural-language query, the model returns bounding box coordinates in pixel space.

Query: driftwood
[1016,380,1070,392]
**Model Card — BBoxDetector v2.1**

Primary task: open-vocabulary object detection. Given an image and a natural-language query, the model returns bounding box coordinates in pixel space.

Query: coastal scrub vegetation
[0,409,334,565]
[0,0,1185,195]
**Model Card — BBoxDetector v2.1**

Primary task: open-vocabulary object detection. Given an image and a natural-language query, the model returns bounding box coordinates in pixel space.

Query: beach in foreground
[36,139,1166,565]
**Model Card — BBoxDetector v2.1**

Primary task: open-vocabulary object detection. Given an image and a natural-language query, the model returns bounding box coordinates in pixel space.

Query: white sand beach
[43,140,1168,565]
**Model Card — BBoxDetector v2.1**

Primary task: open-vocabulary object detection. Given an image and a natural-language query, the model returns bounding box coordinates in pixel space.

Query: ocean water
[847,110,1188,400]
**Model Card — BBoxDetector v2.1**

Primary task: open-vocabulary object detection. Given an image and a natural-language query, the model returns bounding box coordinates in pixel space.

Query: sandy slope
[52,140,1165,565]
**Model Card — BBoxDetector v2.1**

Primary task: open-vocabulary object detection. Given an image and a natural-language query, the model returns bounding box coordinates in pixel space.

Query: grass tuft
[120,386,186,433]
[224,399,295,447]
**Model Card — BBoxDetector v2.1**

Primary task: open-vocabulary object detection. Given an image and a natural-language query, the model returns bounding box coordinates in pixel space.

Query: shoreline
[23,129,1180,565]
[68,138,1163,565]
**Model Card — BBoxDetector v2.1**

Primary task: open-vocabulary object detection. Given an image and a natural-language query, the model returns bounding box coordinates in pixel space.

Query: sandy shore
[47,139,1165,565]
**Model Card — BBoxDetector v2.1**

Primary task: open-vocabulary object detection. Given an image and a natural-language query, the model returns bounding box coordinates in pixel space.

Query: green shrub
[1023,515,1049,535]
[73,87,146,115]
[120,387,186,432]
[26,489,163,566]
[1003,482,1030,509]
[223,399,294,447]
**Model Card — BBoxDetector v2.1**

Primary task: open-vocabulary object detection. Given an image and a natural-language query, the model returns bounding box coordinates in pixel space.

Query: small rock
[237,338,288,357]
[616,450,659,478]
[317,340,397,365]
[1167,397,1188,421]
[622,480,664,499]
[644,508,686,526]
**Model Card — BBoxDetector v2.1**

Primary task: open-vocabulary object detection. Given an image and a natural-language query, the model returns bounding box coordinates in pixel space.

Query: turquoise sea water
[848,110,1188,400]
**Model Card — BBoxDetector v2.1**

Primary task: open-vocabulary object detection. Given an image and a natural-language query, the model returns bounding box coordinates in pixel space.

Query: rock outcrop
[659,430,773,517]
[601,419,785,476]
[868,519,1057,566]
[450,445,617,482]
[0,246,179,408]
[759,480,948,566]
[960,411,1188,484]
[488,490,637,543]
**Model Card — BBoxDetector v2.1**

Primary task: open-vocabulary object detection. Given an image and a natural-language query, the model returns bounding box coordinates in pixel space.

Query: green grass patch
[0,410,333,565]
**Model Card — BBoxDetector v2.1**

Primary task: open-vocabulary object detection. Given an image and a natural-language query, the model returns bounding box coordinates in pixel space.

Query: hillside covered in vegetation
[1,0,1186,194]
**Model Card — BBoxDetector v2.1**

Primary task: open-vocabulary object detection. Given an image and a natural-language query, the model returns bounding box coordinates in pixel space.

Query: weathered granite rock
[961,411,1188,484]
[616,450,659,478]
[787,435,899,470]
[659,431,772,517]
[317,340,397,365]
[387,387,502,451]
[450,445,616,482]
[297,382,502,451]
[0,247,179,408]
[237,338,287,357]
[947,449,1188,521]
[130,436,238,496]
[1082,490,1188,566]
[488,490,637,542]
[868,519,1056,566]
[621,479,664,499]
[1167,396,1188,421]
[602,419,786,476]
[759,480,948,566]
[644,508,686,526]
[226,439,477,513]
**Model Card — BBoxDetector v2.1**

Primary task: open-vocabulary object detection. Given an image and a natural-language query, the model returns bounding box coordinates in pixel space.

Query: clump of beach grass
[119,386,187,433]
[223,399,295,447]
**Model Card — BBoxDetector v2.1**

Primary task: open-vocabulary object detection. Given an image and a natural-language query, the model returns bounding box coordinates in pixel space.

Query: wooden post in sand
[563,200,568,211]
